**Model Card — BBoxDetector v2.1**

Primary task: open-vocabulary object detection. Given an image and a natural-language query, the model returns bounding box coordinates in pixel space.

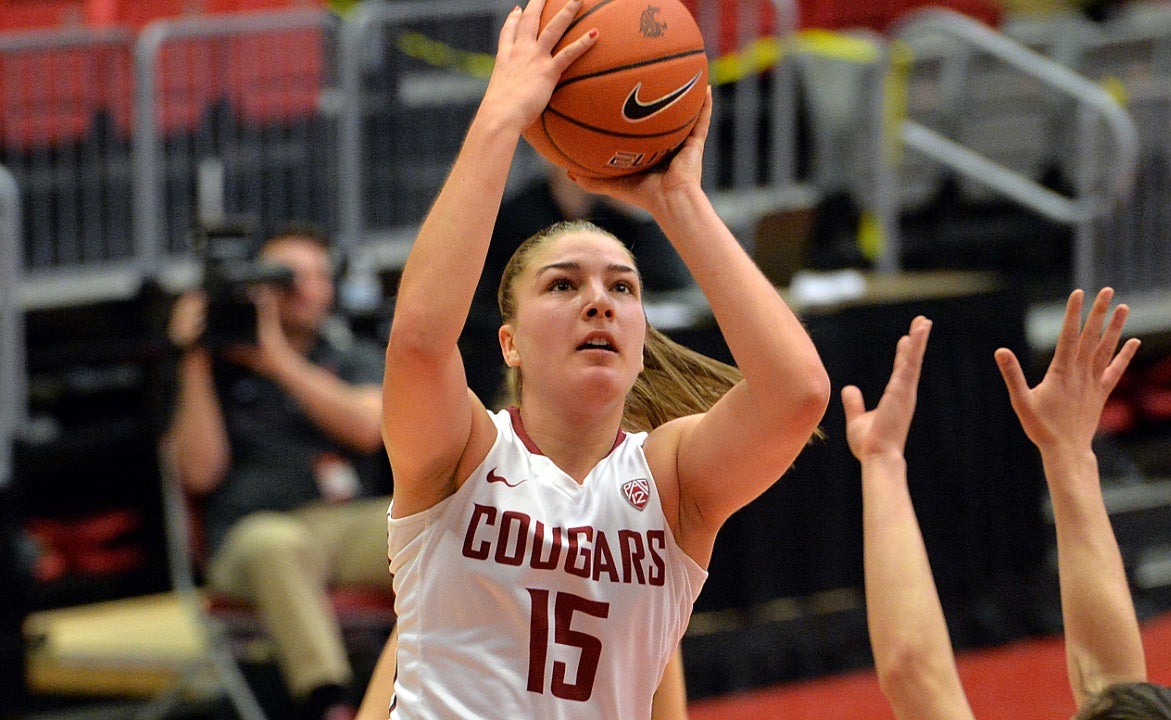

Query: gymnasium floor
[688,609,1171,720]
[21,595,1171,719]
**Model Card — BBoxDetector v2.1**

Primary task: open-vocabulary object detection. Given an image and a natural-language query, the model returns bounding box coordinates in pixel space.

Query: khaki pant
[206,496,394,698]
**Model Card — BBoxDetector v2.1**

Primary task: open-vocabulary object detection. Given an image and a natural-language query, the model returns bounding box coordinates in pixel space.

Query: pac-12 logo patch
[622,478,650,511]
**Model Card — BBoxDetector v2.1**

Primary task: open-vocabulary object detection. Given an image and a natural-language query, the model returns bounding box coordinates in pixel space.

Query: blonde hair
[496,220,742,431]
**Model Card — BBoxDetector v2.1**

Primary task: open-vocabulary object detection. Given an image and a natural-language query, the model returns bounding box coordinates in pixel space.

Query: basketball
[523,0,709,178]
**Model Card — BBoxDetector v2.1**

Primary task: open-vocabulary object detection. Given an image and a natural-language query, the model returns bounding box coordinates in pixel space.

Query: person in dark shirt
[164,224,391,720]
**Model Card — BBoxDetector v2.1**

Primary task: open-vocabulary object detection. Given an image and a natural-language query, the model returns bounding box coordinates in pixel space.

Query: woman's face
[500,230,646,404]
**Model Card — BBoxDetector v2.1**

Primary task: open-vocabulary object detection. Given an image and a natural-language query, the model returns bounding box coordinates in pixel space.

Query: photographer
[164,223,391,720]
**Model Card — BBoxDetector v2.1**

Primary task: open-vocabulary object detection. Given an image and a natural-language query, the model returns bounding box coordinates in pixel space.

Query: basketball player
[357,628,689,719]
[844,288,1171,720]
[376,0,830,716]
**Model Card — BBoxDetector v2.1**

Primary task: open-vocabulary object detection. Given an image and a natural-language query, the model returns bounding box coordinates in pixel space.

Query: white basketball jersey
[387,407,707,720]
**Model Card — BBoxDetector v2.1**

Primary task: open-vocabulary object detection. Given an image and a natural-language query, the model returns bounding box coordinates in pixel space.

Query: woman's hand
[995,288,1140,458]
[569,86,712,215]
[480,0,598,135]
[842,316,932,463]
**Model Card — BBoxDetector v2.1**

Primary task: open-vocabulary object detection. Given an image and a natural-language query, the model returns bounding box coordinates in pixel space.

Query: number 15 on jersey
[526,588,611,702]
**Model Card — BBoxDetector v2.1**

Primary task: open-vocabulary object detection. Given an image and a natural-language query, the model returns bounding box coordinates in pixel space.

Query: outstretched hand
[994,288,1140,456]
[842,316,932,462]
[482,0,597,135]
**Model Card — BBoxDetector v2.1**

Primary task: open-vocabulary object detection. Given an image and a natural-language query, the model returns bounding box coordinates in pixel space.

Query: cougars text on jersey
[461,503,668,585]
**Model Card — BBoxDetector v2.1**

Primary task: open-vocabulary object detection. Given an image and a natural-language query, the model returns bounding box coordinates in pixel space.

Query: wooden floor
[22,596,1171,718]
[689,609,1171,720]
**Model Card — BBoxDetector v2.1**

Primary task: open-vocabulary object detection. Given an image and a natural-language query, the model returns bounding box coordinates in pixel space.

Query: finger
[539,0,582,51]
[552,25,597,72]
[884,319,930,397]
[1094,303,1129,373]
[688,86,714,145]
[841,385,866,424]
[994,347,1030,410]
[1077,287,1114,360]
[497,5,523,54]
[901,316,931,381]
[1101,337,1141,395]
[1052,289,1085,368]
[519,0,549,31]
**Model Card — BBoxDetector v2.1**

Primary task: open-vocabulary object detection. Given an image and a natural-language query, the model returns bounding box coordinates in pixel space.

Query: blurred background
[3,0,1171,717]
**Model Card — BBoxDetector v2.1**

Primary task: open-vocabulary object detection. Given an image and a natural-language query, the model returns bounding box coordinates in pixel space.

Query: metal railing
[0,165,23,489]
[697,0,800,191]
[335,0,511,262]
[890,8,1140,289]
[133,7,338,277]
[336,0,810,260]
[0,2,1162,304]
[1058,3,1171,293]
[788,28,897,269]
[0,25,136,276]
[699,0,828,248]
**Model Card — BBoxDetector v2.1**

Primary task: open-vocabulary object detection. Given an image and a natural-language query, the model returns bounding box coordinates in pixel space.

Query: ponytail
[495,219,821,440]
[623,324,741,432]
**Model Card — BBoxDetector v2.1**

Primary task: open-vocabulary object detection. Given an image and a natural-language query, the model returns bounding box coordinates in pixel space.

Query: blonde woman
[377,0,829,716]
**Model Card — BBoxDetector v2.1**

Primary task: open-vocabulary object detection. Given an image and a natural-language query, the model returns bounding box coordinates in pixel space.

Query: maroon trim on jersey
[507,406,627,456]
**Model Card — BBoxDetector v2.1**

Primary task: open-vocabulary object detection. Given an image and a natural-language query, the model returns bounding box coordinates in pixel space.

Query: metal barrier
[788,28,897,269]
[695,0,799,191]
[335,0,512,261]
[0,2,1160,300]
[132,7,338,274]
[1059,4,1171,293]
[699,0,834,251]
[0,165,23,488]
[336,0,810,260]
[890,8,1140,289]
[0,26,135,274]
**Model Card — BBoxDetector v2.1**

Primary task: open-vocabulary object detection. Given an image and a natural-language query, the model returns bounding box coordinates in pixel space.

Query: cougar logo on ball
[639,5,667,38]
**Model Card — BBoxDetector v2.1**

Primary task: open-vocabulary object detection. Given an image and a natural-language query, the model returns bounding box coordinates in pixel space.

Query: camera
[192,219,295,349]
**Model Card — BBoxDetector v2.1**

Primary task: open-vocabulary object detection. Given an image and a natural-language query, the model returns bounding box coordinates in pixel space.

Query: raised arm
[382,0,597,516]
[576,93,830,562]
[994,288,1144,707]
[845,317,976,720]
[165,292,231,495]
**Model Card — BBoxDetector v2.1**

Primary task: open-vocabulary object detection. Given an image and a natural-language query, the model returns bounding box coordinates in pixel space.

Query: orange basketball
[523,0,709,178]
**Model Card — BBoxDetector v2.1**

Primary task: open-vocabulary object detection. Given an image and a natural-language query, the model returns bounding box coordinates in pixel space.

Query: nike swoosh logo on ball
[621,71,703,122]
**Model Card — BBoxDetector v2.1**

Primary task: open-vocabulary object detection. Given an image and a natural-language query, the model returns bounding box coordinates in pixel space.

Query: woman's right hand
[479,0,597,135]
[570,87,712,218]
[995,288,1140,458]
